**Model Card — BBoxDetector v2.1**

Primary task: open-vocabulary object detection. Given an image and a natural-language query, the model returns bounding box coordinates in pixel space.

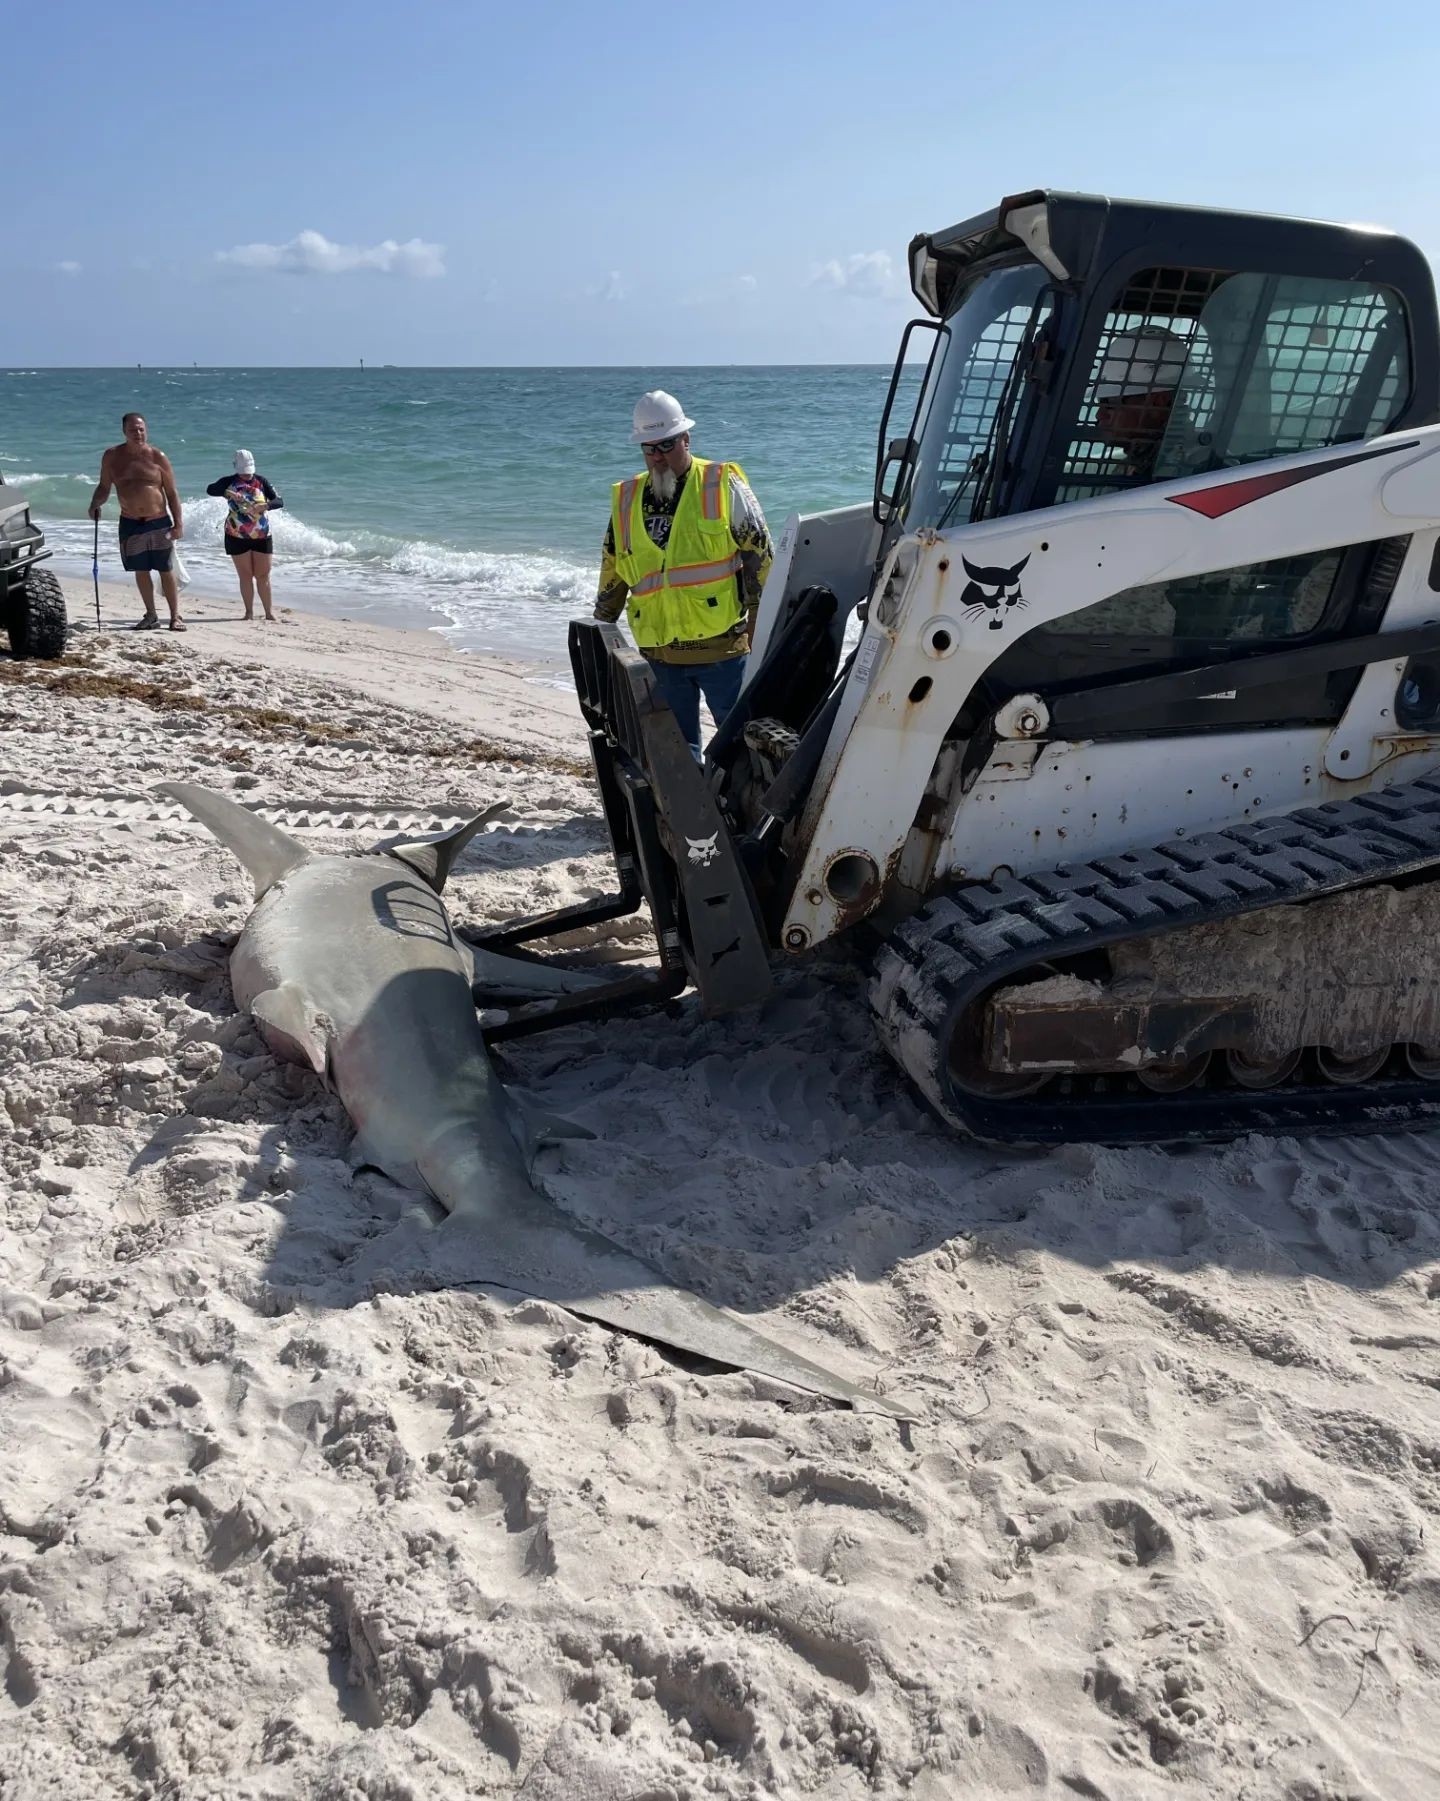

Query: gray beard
[648,466,678,505]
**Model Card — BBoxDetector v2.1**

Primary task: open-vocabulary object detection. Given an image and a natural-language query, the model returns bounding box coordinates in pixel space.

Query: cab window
[1055,268,1411,505]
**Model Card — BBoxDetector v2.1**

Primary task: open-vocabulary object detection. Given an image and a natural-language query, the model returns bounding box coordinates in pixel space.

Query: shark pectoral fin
[469,946,613,1004]
[157,781,310,899]
[350,1133,428,1198]
[386,802,511,893]
[249,984,329,1076]
[506,1095,597,1167]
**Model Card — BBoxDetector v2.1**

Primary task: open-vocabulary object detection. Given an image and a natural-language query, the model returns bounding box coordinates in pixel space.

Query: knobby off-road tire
[6,568,67,660]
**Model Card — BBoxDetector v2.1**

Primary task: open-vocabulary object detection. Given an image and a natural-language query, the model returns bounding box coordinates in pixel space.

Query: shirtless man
[88,413,186,631]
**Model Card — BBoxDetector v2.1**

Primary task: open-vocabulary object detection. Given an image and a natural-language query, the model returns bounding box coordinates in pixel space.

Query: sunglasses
[642,435,682,454]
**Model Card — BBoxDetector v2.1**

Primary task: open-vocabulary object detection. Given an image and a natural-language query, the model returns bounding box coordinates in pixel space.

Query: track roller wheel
[947,997,1048,1100]
[1137,1054,1211,1094]
[1225,1048,1302,1090]
[1315,1046,1390,1085]
[1405,1044,1440,1081]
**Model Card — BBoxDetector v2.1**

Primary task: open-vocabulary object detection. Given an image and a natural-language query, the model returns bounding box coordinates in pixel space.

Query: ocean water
[1,366,914,668]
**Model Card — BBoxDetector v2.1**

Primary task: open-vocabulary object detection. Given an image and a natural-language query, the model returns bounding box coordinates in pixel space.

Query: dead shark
[161,781,906,1415]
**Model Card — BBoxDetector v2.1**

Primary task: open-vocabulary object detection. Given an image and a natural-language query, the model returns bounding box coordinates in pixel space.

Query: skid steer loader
[477,189,1440,1146]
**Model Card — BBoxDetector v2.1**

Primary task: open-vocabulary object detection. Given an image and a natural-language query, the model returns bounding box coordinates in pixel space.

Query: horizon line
[2,362,902,373]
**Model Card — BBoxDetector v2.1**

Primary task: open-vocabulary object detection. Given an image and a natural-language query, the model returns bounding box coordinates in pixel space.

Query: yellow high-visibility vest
[610,457,745,651]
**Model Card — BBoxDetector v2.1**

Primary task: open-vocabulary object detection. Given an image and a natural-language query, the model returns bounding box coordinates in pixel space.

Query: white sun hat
[1094,327,1191,400]
[234,449,256,474]
[630,390,695,444]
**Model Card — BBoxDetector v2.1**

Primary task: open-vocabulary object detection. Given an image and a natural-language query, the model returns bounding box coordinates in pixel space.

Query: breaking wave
[35,485,596,665]
[1,469,96,501]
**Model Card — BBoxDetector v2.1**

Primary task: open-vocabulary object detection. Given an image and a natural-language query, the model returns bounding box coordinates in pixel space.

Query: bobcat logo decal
[686,833,719,868]
[960,554,1030,631]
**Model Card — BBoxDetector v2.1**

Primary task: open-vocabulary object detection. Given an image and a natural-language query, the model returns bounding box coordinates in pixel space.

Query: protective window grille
[905,262,1051,532]
[1060,267,1410,505]
[928,302,1048,506]
[1262,287,1405,453]
[1061,267,1227,503]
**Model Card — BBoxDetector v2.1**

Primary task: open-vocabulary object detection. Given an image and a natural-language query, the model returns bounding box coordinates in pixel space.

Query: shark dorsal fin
[386,802,510,892]
[158,781,310,898]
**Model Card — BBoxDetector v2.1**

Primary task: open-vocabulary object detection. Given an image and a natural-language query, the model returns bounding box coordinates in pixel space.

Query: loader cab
[877,190,1439,732]
[886,189,1435,533]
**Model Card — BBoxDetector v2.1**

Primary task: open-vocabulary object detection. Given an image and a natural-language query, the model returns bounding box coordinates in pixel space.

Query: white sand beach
[5,575,1440,1799]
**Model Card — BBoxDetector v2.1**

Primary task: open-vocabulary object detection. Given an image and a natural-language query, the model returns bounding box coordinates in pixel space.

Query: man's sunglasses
[642,435,682,454]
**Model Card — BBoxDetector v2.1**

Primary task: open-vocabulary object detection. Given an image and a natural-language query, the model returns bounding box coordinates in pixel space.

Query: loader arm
[782,424,1440,953]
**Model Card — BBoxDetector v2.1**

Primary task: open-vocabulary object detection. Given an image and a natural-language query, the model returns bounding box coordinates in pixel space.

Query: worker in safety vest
[594,390,773,758]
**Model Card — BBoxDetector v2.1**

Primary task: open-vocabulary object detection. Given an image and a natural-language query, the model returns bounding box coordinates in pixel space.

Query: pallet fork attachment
[470,622,774,1043]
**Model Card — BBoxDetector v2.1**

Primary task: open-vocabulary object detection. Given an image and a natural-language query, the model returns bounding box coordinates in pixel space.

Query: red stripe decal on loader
[1166,441,1416,517]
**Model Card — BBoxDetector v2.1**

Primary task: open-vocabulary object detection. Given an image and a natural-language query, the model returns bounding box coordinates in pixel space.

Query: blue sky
[13,0,1440,366]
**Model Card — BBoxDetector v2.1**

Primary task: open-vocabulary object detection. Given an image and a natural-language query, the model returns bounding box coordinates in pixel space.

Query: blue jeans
[644,656,747,759]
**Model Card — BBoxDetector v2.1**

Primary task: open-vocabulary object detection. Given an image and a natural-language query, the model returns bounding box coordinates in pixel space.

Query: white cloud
[679,272,760,309]
[810,250,896,299]
[217,229,445,278]
[54,260,82,276]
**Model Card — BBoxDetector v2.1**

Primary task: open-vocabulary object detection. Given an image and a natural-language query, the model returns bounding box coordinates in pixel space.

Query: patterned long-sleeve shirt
[205,473,284,541]
[595,462,774,664]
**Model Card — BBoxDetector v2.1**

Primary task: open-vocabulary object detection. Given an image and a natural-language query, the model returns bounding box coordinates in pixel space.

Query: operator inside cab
[1091,325,1217,485]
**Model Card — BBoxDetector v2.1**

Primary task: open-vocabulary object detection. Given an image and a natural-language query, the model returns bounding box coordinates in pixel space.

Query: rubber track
[0,782,473,837]
[871,772,1440,1146]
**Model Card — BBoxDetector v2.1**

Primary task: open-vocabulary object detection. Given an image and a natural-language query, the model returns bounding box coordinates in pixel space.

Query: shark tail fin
[386,802,510,892]
[158,781,310,899]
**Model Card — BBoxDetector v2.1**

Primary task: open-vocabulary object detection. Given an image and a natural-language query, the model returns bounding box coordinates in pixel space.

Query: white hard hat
[630,390,694,444]
[234,448,256,474]
[1094,327,1190,401]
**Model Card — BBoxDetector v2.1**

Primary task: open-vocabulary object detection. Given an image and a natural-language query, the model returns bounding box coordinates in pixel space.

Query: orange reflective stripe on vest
[701,458,724,519]
[629,552,742,597]
[616,477,640,557]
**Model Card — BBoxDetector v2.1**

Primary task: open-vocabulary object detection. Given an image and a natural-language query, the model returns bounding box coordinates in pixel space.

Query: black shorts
[119,515,174,573]
[225,534,273,557]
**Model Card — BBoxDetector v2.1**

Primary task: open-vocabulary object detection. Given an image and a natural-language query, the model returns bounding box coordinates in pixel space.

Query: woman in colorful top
[205,450,284,621]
